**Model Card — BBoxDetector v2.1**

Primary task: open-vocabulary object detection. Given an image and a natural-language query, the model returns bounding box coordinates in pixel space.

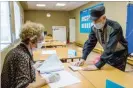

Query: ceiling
[20,1,89,11]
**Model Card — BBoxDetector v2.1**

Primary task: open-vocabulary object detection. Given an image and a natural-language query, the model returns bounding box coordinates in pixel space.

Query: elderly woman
[1,21,60,88]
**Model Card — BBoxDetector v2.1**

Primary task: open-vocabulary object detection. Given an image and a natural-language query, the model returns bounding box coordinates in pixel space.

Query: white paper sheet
[41,70,81,88]
[37,55,64,73]
[42,50,56,54]
[69,65,82,71]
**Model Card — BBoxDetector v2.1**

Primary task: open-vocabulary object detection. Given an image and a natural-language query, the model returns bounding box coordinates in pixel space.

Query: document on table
[68,49,76,58]
[41,70,81,88]
[69,65,82,71]
[37,55,64,73]
[42,50,56,54]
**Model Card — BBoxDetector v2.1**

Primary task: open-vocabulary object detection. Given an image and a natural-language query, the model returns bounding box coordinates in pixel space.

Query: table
[36,63,95,88]
[44,36,53,44]
[79,64,133,88]
[33,46,133,88]
[45,36,53,39]
[128,57,133,61]
[33,47,82,62]
[127,57,133,65]
[127,60,133,66]
[43,41,66,48]
[44,39,54,42]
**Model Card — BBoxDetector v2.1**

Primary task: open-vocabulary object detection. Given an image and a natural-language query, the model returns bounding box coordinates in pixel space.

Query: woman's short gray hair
[20,21,44,44]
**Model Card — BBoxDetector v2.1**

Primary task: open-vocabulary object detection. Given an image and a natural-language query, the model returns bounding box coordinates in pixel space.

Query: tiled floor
[67,43,133,75]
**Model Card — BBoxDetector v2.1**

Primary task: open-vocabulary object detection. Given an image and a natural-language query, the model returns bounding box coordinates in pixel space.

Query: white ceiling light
[46,13,51,17]
[56,3,66,7]
[36,4,46,7]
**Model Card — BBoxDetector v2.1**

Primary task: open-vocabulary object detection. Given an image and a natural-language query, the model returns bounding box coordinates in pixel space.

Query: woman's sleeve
[14,55,33,88]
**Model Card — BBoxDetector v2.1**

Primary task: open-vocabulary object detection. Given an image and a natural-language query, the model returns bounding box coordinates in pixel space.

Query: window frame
[0,1,13,51]
[13,1,22,40]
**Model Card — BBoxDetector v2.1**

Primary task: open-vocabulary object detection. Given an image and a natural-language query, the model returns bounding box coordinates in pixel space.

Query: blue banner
[80,3,104,33]
[126,4,133,53]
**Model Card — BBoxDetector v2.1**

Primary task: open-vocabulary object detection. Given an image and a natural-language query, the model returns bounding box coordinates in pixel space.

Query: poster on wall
[80,3,104,33]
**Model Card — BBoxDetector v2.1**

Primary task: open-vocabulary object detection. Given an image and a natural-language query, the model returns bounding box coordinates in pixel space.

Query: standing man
[74,5,128,71]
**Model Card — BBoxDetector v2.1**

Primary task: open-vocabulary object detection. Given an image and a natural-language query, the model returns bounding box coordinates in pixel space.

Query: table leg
[71,59,74,62]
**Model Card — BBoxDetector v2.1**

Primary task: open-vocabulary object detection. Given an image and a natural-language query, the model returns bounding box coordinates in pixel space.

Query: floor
[67,43,133,75]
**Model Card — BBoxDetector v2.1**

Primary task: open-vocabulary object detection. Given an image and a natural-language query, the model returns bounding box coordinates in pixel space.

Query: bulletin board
[80,3,104,33]
[126,4,133,54]
[52,26,67,43]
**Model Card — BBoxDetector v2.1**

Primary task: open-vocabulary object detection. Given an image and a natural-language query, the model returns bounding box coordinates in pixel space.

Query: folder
[106,79,125,88]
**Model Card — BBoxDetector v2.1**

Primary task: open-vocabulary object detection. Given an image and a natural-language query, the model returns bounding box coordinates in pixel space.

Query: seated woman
[1,21,60,88]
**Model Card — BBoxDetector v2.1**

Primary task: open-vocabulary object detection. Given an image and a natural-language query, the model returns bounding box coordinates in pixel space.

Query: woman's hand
[33,61,43,70]
[27,71,47,88]
[44,73,60,83]
[27,78,46,88]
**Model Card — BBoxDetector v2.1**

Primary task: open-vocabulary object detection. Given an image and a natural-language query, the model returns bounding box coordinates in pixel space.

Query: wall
[1,1,24,71]
[24,10,69,36]
[69,1,129,49]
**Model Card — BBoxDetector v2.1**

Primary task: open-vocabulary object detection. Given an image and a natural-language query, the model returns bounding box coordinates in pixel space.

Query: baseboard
[75,42,103,54]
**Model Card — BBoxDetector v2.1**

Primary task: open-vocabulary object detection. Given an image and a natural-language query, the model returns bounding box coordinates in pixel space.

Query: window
[13,2,21,39]
[0,2,12,50]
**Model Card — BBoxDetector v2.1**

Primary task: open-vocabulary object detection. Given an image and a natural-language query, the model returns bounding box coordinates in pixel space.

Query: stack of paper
[37,55,64,73]
[41,70,81,88]
[37,54,81,87]
[42,50,56,54]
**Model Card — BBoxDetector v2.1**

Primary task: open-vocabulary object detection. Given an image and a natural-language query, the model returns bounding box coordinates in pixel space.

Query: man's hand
[82,65,98,71]
[74,59,85,66]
